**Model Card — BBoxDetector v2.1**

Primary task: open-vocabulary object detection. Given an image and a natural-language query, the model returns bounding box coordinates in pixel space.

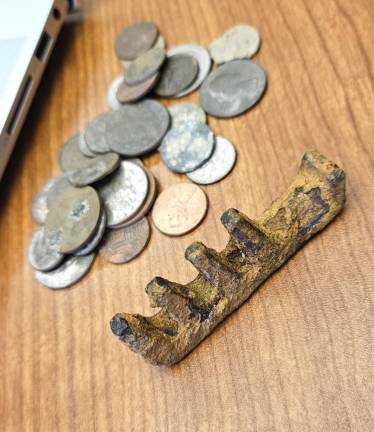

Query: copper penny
[152,183,207,236]
[116,73,159,103]
[99,218,150,264]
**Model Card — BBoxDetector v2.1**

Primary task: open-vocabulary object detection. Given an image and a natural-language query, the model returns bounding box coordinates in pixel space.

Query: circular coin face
[74,210,107,256]
[99,217,150,264]
[33,253,96,289]
[107,75,125,111]
[106,99,170,156]
[121,34,166,70]
[44,186,101,254]
[59,134,90,172]
[167,44,211,97]
[209,24,260,64]
[28,228,64,271]
[152,183,208,236]
[124,47,166,86]
[79,132,96,157]
[115,21,158,61]
[199,59,267,118]
[97,160,148,227]
[168,102,207,128]
[187,136,237,184]
[116,73,159,103]
[159,121,215,173]
[155,54,198,97]
[84,111,112,154]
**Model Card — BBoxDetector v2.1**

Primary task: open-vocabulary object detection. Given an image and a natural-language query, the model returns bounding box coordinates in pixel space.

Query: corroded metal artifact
[110,151,346,366]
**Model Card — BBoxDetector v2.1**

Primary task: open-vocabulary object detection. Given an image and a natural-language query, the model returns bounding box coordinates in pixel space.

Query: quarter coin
[124,47,166,86]
[97,160,148,227]
[44,186,101,254]
[209,24,260,64]
[155,54,198,97]
[168,102,206,128]
[28,228,64,271]
[115,21,158,61]
[167,44,211,97]
[187,136,236,184]
[106,99,170,157]
[159,121,215,173]
[199,60,267,117]
[99,217,150,264]
[116,73,159,104]
[152,183,208,236]
[74,210,107,256]
[33,253,96,289]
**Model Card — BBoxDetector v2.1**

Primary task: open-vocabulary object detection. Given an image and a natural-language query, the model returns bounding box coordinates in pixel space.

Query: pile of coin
[29,21,267,289]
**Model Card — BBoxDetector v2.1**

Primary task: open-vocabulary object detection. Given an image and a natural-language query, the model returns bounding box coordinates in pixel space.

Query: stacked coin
[29,21,267,289]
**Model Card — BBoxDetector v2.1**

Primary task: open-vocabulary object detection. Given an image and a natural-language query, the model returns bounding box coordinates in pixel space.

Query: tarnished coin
[209,24,260,64]
[169,102,206,128]
[107,75,124,110]
[121,34,166,70]
[116,73,159,104]
[59,134,88,171]
[31,174,70,225]
[159,121,215,173]
[74,210,107,256]
[28,228,64,271]
[84,112,111,154]
[115,21,158,61]
[155,54,198,97]
[99,218,150,264]
[33,253,96,289]
[97,160,148,227]
[167,44,211,97]
[79,132,96,157]
[187,136,236,184]
[124,47,166,86]
[107,99,170,156]
[200,60,267,118]
[44,186,101,254]
[152,183,207,236]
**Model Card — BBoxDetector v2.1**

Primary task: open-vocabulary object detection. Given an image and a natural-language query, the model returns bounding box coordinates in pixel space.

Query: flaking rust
[110,151,346,366]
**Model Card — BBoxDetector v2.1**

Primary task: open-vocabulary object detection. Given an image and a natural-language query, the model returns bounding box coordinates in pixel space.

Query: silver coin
[31,174,70,225]
[106,99,170,157]
[167,44,211,97]
[115,21,158,61]
[33,253,96,289]
[28,228,64,271]
[79,132,96,157]
[209,24,261,64]
[97,160,148,227]
[84,112,111,154]
[121,34,166,70]
[159,121,215,173]
[155,54,199,97]
[124,47,166,86]
[187,136,237,184]
[168,102,207,128]
[200,60,267,118]
[74,210,107,256]
[107,75,124,110]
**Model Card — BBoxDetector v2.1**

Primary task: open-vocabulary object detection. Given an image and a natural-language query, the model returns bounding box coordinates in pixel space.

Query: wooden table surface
[1,0,373,430]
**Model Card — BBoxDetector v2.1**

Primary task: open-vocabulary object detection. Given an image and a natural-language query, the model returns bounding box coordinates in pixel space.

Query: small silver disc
[168,102,206,128]
[28,228,64,271]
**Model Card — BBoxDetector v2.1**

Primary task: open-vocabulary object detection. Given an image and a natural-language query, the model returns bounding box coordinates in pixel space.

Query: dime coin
[79,132,96,157]
[168,102,206,128]
[107,75,124,110]
[28,228,64,271]
[116,72,159,104]
[187,136,236,184]
[84,111,111,154]
[209,24,260,64]
[99,217,150,264]
[124,47,166,86]
[31,174,69,225]
[44,186,101,254]
[199,60,267,117]
[121,34,166,70]
[74,210,107,256]
[155,54,198,97]
[159,121,215,173]
[167,44,211,97]
[33,253,96,289]
[115,21,158,61]
[152,183,208,236]
[97,160,148,227]
[106,99,170,156]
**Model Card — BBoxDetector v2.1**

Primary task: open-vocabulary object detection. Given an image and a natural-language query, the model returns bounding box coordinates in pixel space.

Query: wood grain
[0,0,373,430]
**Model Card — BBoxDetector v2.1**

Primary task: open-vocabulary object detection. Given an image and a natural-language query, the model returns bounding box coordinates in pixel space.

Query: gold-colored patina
[110,151,346,366]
